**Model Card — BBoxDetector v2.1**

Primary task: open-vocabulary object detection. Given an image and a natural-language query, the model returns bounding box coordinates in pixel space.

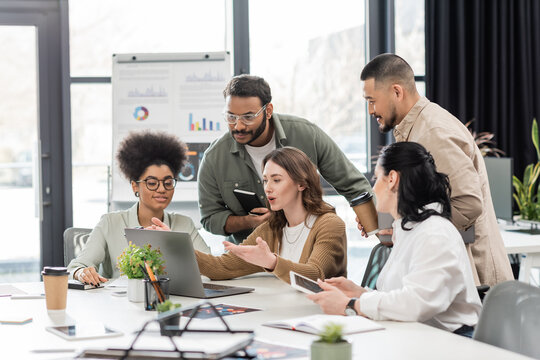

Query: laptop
[125,228,254,298]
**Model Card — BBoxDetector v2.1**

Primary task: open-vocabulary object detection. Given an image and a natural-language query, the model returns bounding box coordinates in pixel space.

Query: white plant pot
[127,278,145,302]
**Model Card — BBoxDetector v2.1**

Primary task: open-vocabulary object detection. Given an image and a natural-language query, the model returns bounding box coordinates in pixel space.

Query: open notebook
[264,314,384,335]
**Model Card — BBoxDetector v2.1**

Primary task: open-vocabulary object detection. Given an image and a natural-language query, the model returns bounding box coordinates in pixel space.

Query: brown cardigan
[195,212,347,283]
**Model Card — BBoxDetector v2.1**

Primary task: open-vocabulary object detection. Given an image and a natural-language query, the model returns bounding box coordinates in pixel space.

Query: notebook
[125,228,254,298]
[263,314,384,335]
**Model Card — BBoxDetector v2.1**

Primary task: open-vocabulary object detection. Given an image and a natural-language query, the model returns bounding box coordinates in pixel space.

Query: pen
[11,294,45,299]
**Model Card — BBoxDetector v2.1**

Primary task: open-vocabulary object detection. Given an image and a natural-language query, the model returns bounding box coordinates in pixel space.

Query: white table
[501,225,540,283]
[0,275,530,359]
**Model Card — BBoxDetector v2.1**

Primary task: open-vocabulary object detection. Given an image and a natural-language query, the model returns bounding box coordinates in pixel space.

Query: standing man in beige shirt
[360,53,513,286]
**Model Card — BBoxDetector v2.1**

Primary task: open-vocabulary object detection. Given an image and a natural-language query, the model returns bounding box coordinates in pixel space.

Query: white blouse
[359,204,482,332]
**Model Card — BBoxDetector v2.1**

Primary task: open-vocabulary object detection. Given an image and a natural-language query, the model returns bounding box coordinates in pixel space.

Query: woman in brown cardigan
[198,146,347,283]
[152,146,347,283]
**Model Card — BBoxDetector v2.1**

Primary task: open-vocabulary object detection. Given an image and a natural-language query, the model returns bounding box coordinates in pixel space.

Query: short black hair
[223,74,272,105]
[116,130,187,181]
[360,53,416,91]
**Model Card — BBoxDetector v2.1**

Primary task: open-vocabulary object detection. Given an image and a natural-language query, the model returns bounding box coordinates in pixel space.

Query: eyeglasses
[223,104,267,126]
[136,177,178,191]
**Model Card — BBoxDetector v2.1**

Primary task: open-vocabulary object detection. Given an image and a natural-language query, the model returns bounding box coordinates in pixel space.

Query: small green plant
[156,299,182,313]
[316,323,346,344]
[512,118,540,221]
[117,242,165,279]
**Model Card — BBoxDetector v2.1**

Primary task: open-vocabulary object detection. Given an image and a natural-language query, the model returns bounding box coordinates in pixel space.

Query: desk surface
[501,224,540,254]
[0,275,530,360]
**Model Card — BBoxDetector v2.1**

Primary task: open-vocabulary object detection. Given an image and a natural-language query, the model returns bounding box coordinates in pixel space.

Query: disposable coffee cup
[350,192,379,236]
[42,266,69,314]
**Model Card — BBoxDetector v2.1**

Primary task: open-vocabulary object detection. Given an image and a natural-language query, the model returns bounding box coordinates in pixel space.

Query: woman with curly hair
[152,146,347,283]
[68,130,210,285]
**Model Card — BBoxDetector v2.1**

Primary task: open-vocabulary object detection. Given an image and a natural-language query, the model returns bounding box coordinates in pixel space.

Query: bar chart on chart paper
[188,113,221,132]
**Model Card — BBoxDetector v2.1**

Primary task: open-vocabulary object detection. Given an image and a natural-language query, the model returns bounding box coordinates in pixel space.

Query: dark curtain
[425,0,540,177]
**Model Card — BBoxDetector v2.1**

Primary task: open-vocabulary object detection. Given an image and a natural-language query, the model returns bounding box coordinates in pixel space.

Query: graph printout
[112,52,231,202]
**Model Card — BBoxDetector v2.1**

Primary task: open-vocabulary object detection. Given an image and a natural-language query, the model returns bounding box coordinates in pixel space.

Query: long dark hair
[262,147,334,239]
[377,142,451,230]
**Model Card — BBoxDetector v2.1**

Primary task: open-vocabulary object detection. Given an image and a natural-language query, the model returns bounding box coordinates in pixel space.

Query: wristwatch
[344,298,358,316]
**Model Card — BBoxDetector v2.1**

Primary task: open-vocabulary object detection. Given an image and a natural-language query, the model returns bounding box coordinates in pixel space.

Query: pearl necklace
[284,222,306,245]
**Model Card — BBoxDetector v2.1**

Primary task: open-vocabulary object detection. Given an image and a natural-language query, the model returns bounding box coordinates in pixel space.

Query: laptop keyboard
[203,283,234,291]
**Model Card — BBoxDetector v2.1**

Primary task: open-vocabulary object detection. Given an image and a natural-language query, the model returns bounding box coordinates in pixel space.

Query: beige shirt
[394,97,513,286]
[196,212,347,283]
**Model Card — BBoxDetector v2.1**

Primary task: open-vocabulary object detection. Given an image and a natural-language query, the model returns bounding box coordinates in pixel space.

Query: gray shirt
[67,203,210,279]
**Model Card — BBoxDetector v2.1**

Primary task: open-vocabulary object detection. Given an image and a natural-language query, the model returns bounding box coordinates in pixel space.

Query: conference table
[501,224,540,284]
[0,274,530,360]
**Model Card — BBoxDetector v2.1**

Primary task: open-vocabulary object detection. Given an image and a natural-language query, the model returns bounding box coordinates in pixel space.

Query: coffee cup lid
[349,192,373,207]
[42,266,69,276]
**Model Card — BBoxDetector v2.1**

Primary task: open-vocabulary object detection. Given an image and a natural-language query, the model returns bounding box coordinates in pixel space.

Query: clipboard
[76,301,255,359]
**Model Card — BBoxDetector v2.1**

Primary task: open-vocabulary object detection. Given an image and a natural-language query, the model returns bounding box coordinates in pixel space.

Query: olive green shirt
[198,113,372,243]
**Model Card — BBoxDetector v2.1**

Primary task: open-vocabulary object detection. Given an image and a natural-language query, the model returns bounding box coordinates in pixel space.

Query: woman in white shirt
[68,130,210,285]
[308,142,482,337]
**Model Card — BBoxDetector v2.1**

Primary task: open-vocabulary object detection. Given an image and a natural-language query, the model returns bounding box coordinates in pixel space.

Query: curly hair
[116,130,187,181]
[262,147,335,238]
[377,142,451,231]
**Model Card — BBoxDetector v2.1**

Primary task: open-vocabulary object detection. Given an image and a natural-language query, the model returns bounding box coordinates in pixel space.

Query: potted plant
[310,323,352,360]
[157,300,182,336]
[117,242,165,302]
[513,119,540,223]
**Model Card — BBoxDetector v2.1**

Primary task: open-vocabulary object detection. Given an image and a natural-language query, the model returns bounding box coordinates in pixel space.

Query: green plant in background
[465,119,506,157]
[316,323,346,344]
[117,242,165,279]
[512,119,540,221]
[156,299,182,313]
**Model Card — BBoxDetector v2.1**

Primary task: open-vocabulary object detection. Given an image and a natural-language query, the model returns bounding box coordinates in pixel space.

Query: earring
[135,191,140,198]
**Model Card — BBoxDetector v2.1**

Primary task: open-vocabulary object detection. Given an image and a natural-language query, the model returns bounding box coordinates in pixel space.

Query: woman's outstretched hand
[223,237,278,270]
[145,217,171,231]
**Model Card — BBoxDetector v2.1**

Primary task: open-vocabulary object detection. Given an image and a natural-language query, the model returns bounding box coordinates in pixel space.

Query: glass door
[0,25,40,281]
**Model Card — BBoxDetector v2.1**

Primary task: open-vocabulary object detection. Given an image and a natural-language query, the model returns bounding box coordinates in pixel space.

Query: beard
[376,104,398,133]
[231,112,267,145]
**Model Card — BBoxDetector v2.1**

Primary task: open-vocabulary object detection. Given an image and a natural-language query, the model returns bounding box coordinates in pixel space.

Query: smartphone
[289,271,323,294]
[377,212,394,243]
[46,323,123,341]
[233,189,265,215]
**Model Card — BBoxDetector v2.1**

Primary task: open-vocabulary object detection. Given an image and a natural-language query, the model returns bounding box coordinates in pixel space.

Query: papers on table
[103,276,128,288]
[0,284,27,297]
[264,314,384,335]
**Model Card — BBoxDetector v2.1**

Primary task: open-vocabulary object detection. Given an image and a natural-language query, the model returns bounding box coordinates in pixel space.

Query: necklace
[284,223,306,245]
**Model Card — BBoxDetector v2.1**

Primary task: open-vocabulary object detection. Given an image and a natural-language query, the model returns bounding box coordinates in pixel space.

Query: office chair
[63,227,92,266]
[361,242,392,289]
[473,280,540,359]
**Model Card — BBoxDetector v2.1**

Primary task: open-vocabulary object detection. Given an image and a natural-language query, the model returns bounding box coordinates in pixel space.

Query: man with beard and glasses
[359,53,513,287]
[198,74,373,244]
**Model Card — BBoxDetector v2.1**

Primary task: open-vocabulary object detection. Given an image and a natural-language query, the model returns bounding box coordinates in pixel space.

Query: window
[0,26,40,281]
[70,84,112,227]
[249,0,368,172]
[249,1,370,283]
[68,1,230,227]
[395,0,425,95]
[69,0,228,76]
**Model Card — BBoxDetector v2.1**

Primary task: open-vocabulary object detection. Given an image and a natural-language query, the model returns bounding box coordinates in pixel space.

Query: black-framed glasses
[136,178,178,191]
[223,104,267,126]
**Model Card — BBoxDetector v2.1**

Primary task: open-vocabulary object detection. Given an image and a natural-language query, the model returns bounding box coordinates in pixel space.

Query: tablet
[289,271,323,294]
[233,189,265,214]
[46,323,123,341]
